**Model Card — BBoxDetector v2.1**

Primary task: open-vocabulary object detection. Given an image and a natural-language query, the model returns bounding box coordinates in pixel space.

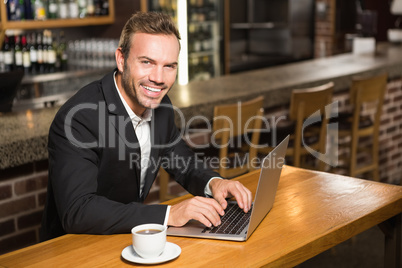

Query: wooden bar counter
[0,166,401,267]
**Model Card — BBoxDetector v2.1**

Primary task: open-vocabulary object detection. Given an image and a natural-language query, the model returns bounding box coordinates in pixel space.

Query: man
[40,11,252,241]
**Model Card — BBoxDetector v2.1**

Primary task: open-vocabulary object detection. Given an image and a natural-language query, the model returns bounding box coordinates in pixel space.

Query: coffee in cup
[131,223,167,259]
[136,229,162,235]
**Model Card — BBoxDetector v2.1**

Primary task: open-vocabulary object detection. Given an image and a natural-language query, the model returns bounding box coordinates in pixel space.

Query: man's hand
[168,196,224,227]
[209,178,252,213]
[167,179,252,228]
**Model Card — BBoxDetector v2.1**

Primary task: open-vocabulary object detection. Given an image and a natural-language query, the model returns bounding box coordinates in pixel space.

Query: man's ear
[115,48,125,72]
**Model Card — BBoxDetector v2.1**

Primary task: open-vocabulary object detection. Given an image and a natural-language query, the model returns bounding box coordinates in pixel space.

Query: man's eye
[142,61,150,64]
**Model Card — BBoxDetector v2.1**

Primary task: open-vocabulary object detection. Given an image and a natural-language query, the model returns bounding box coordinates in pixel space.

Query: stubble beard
[121,62,166,112]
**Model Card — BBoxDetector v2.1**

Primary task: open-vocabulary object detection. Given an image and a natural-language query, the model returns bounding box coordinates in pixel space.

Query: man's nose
[149,66,164,85]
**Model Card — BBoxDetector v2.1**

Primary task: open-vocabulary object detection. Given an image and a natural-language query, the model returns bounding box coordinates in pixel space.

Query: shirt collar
[113,71,152,124]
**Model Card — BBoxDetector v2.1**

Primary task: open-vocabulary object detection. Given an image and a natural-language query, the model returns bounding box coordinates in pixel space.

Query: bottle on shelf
[193,25,202,52]
[14,35,24,71]
[57,31,69,71]
[6,0,17,20]
[205,0,216,20]
[3,35,15,72]
[86,0,94,16]
[42,31,48,72]
[24,0,35,20]
[22,35,32,73]
[16,0,26,20]
[84,39,93,68]
[188,24,195,53]
[36,31,45,73]
[68,0,79,18]
[43,30,51,72]
[78,0,87,18]
[188,55,214,81]
[34,0,47,20]
[204,55,214,77]
[58,0,69,19]
[158,0,176,23]
[201,24,212,51]
[100,0,108,15]
[188,0,206,22]
[93,0,101,16]
[29,32,38,74]
[47,30,57,73]
[0,42,4,72]
[188,56,200,81]
[188,0,196,8]
[169,0,177,23]
[48,0,59,19]
[6,0,11,20]
[198,55,210,80]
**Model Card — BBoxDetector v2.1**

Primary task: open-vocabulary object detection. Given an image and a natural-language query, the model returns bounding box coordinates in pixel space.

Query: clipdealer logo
[63,100,339,168]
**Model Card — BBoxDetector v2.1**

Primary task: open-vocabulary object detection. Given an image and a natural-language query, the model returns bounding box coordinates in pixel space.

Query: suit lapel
[101,70,142,196]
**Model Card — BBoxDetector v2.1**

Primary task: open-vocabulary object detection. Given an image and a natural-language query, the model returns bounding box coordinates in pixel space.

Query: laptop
[167,135,289,241]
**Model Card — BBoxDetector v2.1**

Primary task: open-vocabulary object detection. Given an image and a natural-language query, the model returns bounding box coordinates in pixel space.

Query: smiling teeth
[143,85,161,92]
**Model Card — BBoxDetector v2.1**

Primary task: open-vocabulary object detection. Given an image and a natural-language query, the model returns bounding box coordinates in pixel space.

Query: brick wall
[0,160,48,254]
[377,78,402,183]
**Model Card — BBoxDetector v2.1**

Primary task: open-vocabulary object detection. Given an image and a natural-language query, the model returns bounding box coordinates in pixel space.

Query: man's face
[116,32,180,116]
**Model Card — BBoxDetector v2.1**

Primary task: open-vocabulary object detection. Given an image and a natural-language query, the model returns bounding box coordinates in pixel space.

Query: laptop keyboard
[202,203,253,235]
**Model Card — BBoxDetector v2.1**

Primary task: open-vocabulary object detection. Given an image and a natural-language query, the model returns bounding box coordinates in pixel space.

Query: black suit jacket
[40,70,220,241]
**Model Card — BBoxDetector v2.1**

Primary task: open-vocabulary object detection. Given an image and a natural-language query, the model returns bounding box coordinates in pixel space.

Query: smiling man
[40,11,252,241]
[116,32,177,114]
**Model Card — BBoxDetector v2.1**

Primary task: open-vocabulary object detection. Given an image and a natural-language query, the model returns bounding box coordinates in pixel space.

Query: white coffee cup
[131,223,167,259]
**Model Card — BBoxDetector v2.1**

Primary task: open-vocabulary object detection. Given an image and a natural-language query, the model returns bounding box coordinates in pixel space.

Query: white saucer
[121,242,181,264]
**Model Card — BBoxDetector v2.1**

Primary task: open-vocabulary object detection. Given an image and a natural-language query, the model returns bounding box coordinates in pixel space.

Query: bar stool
[258,82,334,171]
[335,73,388,181]
[210,96,264,178]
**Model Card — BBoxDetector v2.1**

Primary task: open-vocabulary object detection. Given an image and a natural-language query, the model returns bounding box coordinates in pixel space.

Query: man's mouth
[143,85,162,93]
